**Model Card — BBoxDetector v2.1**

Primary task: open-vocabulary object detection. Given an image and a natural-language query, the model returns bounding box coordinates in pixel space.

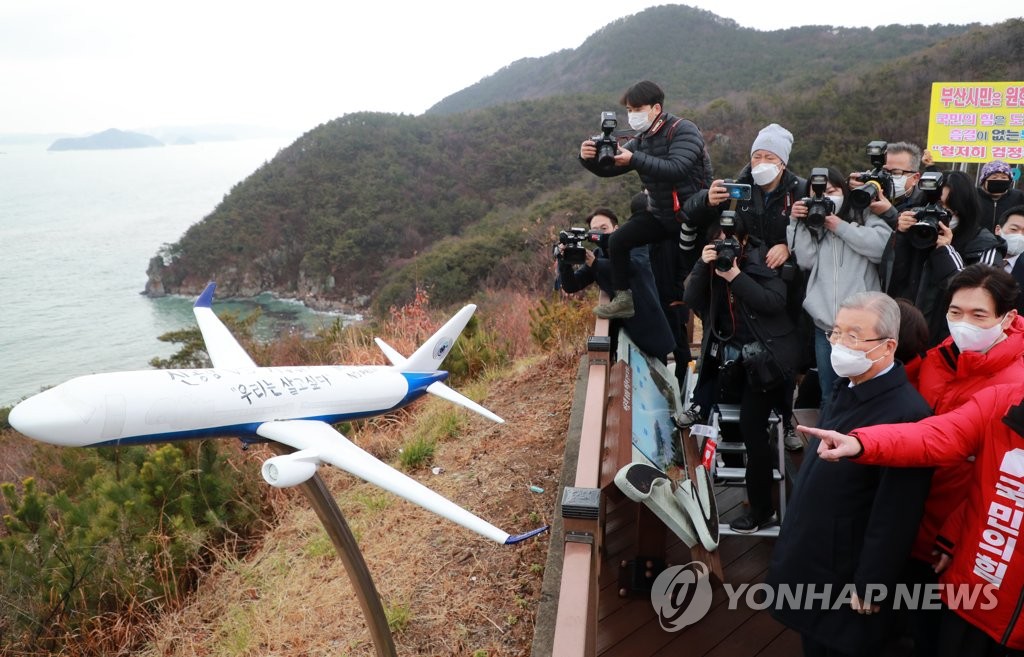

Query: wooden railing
[549,315,611,657]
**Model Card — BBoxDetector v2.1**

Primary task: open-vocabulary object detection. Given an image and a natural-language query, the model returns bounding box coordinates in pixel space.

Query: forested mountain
[147,6,1024,314]
[426,5,970,116]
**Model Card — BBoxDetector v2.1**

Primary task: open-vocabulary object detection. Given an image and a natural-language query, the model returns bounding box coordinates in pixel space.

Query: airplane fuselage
[10,365,446,448]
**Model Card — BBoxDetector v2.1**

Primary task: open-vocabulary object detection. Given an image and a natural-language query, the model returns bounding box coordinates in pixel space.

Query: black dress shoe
[728,511,778,534]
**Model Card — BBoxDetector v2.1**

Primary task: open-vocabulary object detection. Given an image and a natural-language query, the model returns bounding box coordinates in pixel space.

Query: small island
[48,128,164,151]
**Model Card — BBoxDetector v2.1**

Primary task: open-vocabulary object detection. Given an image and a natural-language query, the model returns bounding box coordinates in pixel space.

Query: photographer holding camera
[578,80,712,319]
[789,167,893,417]
[848,141,926,229]
[889,170,1004,344]
[684,124,804,272]
[683,212,800,533]
[556,202,675,360]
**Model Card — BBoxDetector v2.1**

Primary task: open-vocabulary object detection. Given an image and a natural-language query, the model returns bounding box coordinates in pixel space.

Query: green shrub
[398,436,435,471]
[528,295,592,353]
[0,440,264,652]
[384,600,412,633]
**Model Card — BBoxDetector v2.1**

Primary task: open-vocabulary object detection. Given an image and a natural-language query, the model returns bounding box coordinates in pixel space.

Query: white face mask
[830,341,886,378]
[751,163,781,187]
[948,316,1007,353]
[892,175,909,199]
[628,110,653,133]
[1003,233,1024,257]
[827,195,844,212]
[949,215,960,230]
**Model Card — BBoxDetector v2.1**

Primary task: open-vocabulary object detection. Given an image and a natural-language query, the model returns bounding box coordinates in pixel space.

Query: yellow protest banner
[926,82,1024,164]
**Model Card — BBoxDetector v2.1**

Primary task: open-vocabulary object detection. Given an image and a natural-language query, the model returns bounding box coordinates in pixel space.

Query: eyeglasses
[882,168,917,177]
[825,330,890,349]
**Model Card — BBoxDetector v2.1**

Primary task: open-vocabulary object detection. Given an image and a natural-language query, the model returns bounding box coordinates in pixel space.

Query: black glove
[1003,397,1024,438]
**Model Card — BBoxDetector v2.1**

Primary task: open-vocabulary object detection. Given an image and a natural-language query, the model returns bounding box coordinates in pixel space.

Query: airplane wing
[193,282,258,369]
[256,419,547,545]
[375,335,505,424]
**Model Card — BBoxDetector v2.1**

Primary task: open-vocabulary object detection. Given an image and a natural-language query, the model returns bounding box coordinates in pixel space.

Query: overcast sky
[1,1,1020,135]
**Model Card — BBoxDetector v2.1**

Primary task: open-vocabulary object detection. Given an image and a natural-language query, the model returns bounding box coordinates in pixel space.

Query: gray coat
[787,213,892,331]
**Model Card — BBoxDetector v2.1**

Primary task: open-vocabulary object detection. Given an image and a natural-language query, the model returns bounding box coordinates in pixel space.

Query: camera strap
[664,116,711,216]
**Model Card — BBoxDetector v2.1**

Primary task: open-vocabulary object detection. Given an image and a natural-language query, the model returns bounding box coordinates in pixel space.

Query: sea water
[0,138,350,407]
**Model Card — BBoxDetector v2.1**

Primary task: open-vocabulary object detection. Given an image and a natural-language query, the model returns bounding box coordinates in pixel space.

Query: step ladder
[712,403,786,538]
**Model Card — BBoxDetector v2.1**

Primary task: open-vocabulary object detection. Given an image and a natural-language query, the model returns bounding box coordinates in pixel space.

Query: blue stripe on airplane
[89,371,451,447]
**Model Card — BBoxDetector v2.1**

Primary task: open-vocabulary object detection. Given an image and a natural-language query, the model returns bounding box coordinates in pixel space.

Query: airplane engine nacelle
[261,450,320,488]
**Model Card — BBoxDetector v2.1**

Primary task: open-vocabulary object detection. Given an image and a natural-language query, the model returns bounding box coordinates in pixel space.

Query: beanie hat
[750,123,794,164]
[980,160,1012,182]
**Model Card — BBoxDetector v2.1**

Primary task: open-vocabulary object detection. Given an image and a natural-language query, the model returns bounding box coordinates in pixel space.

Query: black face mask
[986,179,1012,195]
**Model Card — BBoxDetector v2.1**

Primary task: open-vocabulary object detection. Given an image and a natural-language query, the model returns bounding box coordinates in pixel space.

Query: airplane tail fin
[396,304,476,372]
[375,305,503,424]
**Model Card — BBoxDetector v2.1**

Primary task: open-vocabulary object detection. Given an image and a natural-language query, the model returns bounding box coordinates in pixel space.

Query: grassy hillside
[0,289,594,655]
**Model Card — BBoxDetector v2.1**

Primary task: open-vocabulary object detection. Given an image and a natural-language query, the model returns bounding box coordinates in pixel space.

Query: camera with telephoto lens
[591,111,619,167]
[713,211,741,272]
[800,167,835,230]
[850,141,895,210]
[907,171,950,250]
[555,227,608,264]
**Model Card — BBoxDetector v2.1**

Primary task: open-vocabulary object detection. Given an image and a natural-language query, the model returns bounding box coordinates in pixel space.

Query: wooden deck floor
[595,482,801,657]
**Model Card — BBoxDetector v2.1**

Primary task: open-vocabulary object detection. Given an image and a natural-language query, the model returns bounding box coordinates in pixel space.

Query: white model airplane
[9,283,548,545]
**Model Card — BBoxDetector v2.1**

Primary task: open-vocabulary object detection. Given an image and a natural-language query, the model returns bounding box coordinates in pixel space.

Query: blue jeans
[814,328,838,419]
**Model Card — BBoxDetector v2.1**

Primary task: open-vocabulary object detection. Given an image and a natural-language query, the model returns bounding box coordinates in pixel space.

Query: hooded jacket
[977,187,1024,233]
[788,211,893,331]
[850,382,1024,650]
[909,315,1024,563]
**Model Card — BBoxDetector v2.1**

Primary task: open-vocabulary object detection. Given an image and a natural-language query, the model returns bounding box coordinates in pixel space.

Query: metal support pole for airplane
[270,443,397,657]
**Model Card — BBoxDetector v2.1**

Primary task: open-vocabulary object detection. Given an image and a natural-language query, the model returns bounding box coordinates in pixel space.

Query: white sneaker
[783,425,804,452]
[673,403,703,429]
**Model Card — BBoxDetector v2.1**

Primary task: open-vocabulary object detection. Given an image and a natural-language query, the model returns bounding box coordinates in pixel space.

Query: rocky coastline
[143,256,370,315]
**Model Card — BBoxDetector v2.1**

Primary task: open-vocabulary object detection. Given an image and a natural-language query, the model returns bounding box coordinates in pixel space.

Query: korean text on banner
[926,81,1024,164]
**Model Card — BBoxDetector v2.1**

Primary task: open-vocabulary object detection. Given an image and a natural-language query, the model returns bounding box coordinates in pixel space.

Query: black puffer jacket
[683,164,807,248]
[580,112,712,221]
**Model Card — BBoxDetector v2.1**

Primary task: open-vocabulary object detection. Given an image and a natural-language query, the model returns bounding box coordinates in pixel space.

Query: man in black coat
[579,79,712,319]
[766,291,933,657]
[996,205,1024,314]
[556,205,675,360]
